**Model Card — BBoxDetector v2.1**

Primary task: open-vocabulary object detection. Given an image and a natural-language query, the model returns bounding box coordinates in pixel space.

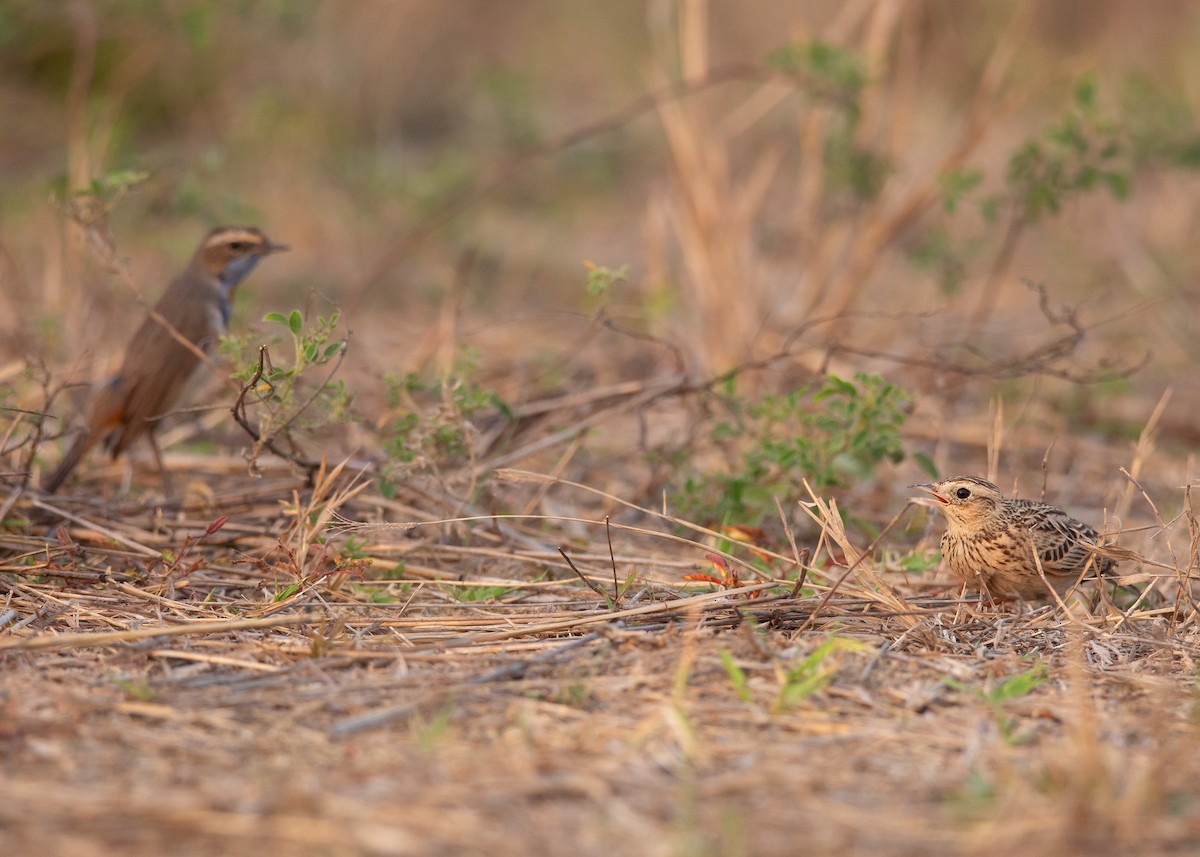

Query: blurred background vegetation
[3,0,1200,512]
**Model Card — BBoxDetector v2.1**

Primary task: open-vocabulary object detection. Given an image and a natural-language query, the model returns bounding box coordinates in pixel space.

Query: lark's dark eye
[228,241,249,251]
[955,487,971,500]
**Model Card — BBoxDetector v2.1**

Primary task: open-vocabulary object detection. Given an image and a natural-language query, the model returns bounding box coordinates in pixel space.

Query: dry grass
[5,2,1200,855]
[3,433,1199,855]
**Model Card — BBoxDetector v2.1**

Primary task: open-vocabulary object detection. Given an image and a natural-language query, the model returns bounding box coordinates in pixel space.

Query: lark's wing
[1007,499,1114,577]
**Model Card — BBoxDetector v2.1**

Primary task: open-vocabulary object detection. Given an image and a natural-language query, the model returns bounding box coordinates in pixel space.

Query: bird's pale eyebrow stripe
[204,229,262,249]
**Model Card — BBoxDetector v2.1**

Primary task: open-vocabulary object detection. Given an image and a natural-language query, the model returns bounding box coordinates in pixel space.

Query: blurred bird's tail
[42,431,97,494]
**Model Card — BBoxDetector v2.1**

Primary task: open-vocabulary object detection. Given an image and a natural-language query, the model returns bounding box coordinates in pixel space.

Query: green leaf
[263,311,288,325]
[989,664,1047,701]
[288,310,303,335]
[719,650,752,703]
[941,167,984,214]
[913,452,939,479]
[1074,75,1097,112]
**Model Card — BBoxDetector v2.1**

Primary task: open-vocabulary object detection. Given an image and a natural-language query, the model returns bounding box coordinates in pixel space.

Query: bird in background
[42,226,288,494]
[912,475,1116,601]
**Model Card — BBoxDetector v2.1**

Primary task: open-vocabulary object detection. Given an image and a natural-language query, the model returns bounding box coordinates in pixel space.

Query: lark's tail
[42,431,98,494]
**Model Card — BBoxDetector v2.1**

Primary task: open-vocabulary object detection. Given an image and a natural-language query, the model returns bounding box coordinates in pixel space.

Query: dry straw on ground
[3,415,1200,856]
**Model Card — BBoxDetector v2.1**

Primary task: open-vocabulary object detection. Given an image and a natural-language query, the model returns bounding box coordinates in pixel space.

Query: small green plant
[767,40,867,102]
[719,650,753,704]
[351,584,398,604]
[673,372,913,525]
[413,700,456,752]
[1006,77,1131,222]
[910,75,1137,294]
[948,768,999,821]
[772,636,868,712]
[379,352,512,497]
[583,260,628,306]
[891,548,942,574]
[339,536,369,561]
[273,581,301,602]
[454,584,514,602]
[223,307,351,467]
[114,677,157,702]
[379,562,408,581]
[56,168,149,227]
[768,41,889,200]
[945,662,1048,745]
[552,682,593,708]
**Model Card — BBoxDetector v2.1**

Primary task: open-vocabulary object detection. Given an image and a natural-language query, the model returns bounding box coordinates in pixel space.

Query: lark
[912,476,1115,600]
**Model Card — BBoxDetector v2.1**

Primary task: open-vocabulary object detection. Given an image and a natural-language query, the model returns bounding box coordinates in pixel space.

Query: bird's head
[911,476,1005,529]
[196,226,288,289]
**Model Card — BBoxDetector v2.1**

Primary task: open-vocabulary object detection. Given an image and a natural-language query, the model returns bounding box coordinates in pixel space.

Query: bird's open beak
[910,483,949,504]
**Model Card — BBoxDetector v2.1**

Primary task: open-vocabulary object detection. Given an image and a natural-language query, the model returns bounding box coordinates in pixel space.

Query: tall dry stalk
[647,0,1023,375]
[648,0,779,374]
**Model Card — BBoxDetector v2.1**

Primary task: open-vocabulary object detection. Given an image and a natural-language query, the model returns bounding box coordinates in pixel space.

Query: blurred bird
[43,226,288,493]
[912,475,1116,600]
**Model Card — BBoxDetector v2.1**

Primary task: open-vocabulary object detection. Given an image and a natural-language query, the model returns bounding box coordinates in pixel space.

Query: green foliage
[478,65,541,150]
[768,40,889,200]
[719,650,753,704]
[339,536,368,561]
[1007,76,1132,222]
[380,562,408,581]
[941,168,985,214]
[583,261,628,299]
[352,584,398,604]
[378,353,512,498]
[907,226,974,295]
[73,169,149,208]
[1121,74,1200,169]
[768,40,866,100]
[454,584,513,602]
[772,636,867,712]
[551,683,593,708]
[113,677,157,703]
[908,75,1162,293]
[221,307,351,464]
[673,373,911,525]
[413,701,455,752]
[945,662,1048,745]
[52,169,150,232]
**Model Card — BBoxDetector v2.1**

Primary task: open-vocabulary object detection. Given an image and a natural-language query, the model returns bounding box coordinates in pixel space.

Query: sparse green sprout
[114,677,157,703]
[340,536,368,561]
[454,584,514,602]
[768,40,867,99]
[63,169,150,218]
[379,355,512,490]
[720,650,753,704]
[221,306,352,468]
[940,168,985,214]
[1007,75,1132,222]
[583,261,628,299]
[772,636,868,712]
[945,662,1048,745]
